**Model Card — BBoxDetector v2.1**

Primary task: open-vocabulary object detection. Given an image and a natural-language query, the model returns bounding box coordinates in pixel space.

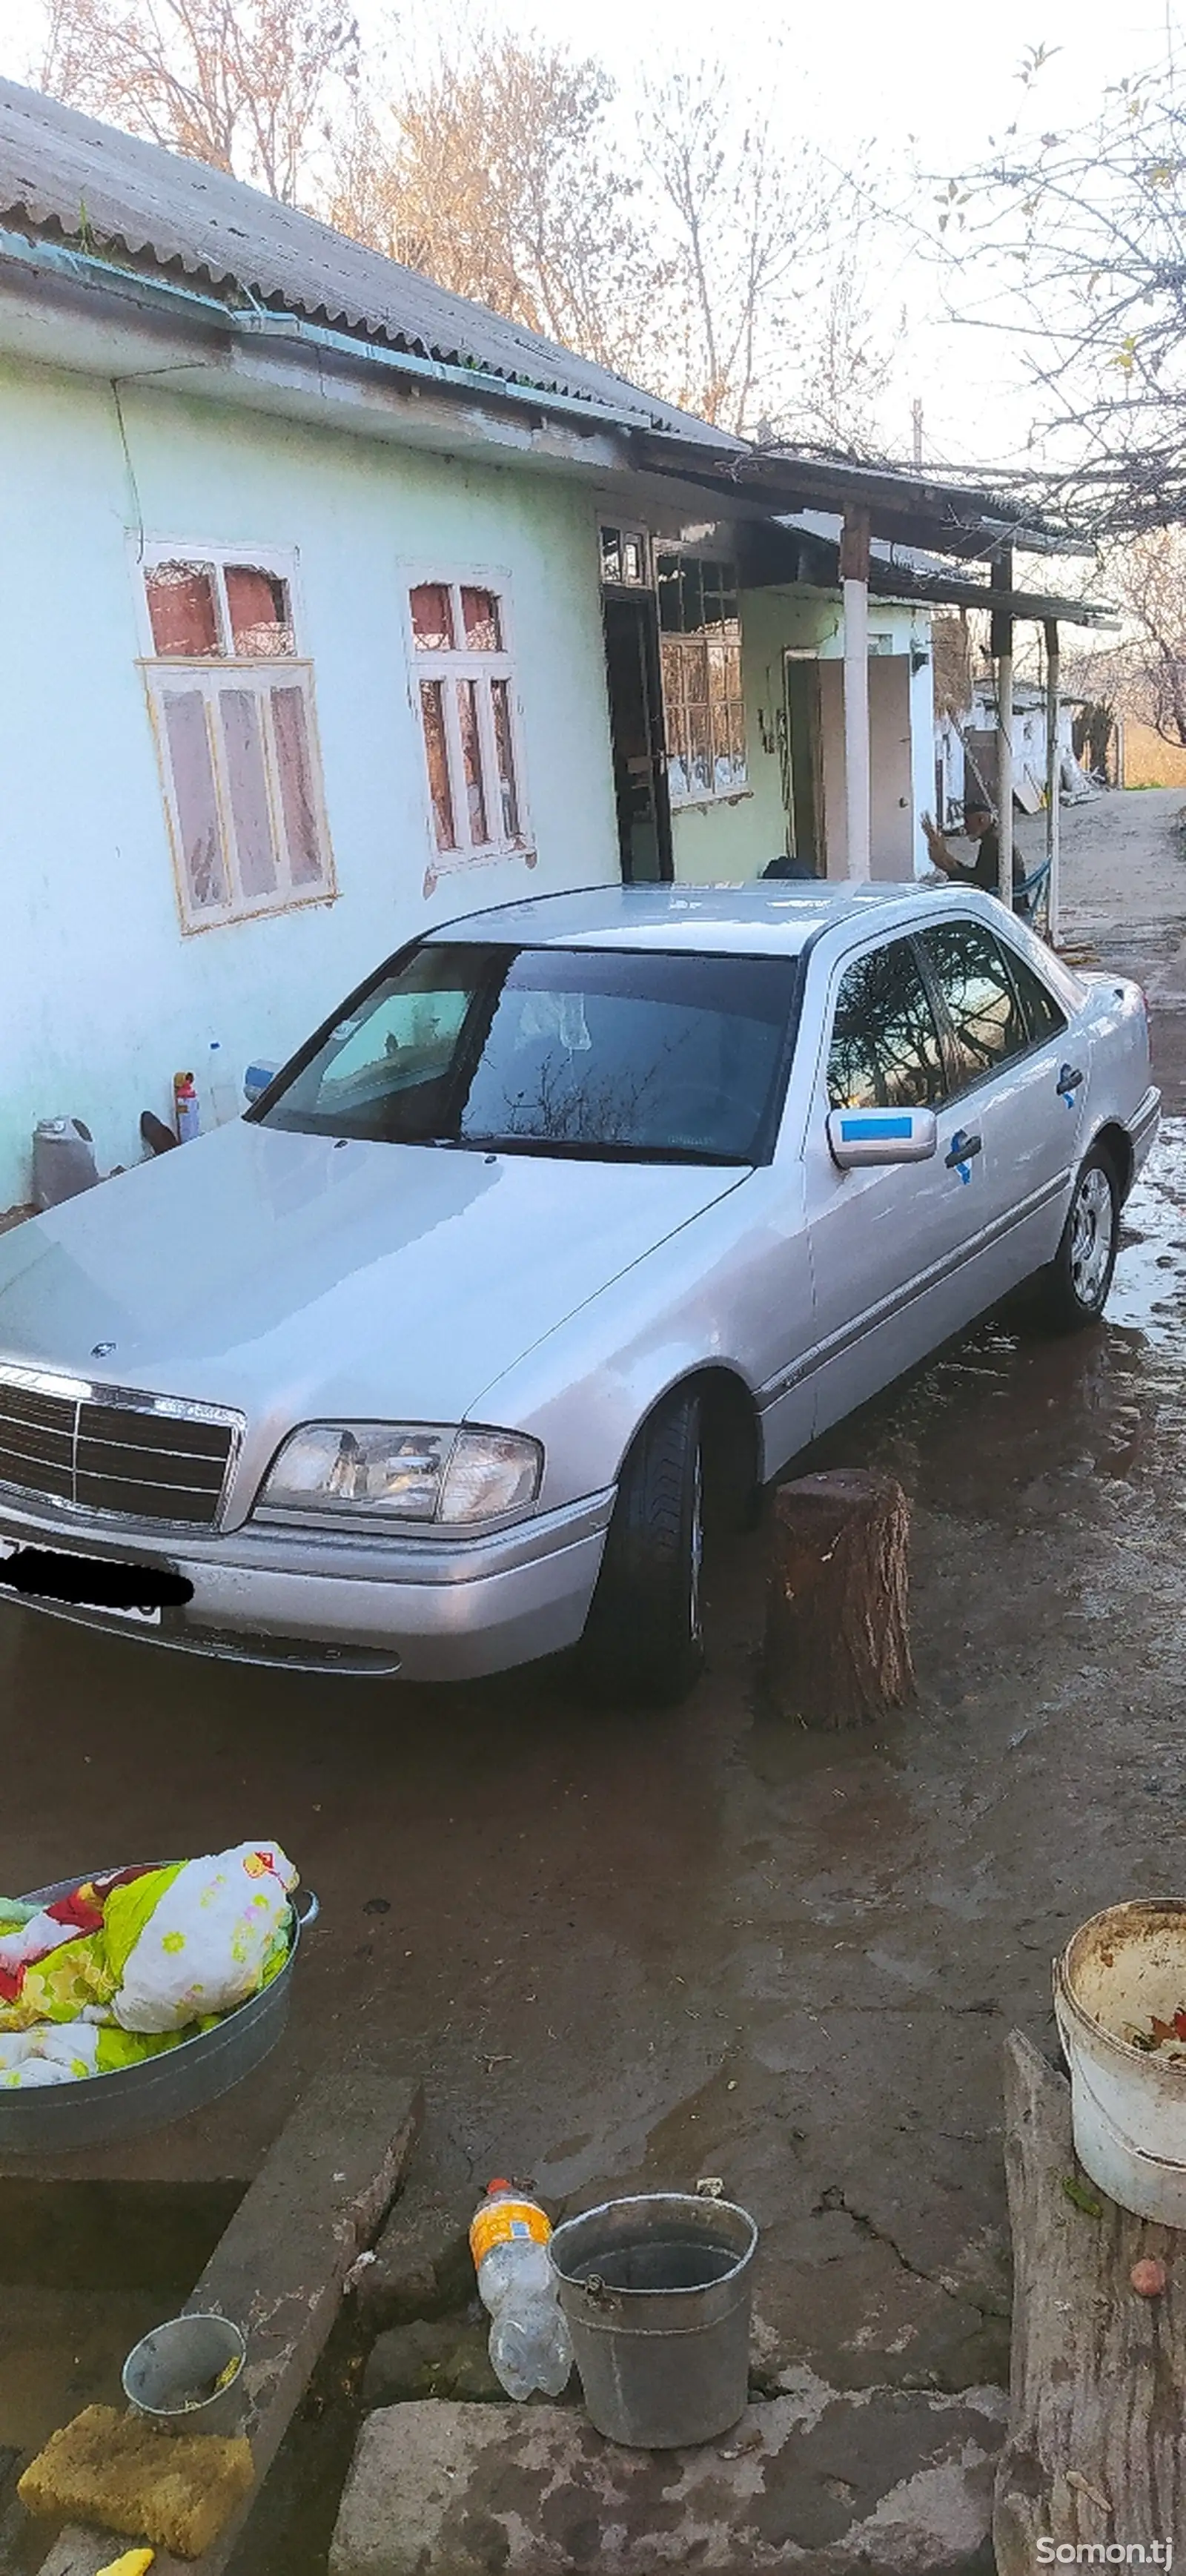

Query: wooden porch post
[841,506,872,881]
[991,547,1014,906]
[1044,618,1061,944]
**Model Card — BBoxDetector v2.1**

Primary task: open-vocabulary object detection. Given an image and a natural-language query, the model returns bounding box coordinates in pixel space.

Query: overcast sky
[0,0,1179,473]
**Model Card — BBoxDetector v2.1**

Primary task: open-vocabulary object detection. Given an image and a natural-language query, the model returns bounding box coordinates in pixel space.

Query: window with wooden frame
[139,546,334,932]
[409,580,529,868]
[600,525,650,587]
[655,552,747,805]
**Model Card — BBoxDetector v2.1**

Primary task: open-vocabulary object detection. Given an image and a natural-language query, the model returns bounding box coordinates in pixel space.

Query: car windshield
[257,940,798,1163]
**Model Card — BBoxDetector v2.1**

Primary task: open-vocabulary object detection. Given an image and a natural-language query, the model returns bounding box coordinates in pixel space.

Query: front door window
[918,922,1030,1095]
[826,938,948,1110]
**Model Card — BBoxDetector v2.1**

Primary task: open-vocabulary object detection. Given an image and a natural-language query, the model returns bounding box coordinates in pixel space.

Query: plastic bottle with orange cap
[469,2180,573,2400]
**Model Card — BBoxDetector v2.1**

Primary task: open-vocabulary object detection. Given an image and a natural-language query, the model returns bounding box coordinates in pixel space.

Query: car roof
[425,882,955,958]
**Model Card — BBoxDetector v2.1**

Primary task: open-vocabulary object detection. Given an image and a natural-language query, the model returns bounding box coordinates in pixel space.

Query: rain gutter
[0,220,693,446]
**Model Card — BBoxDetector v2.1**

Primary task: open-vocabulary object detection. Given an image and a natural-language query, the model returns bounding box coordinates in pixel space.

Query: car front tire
[1033,1146,1120,1330]
[580,1387,706,1707]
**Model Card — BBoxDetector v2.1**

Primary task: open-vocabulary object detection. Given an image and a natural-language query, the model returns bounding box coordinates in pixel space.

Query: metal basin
[0,1869,318,2154]
[123,2312,247,2435]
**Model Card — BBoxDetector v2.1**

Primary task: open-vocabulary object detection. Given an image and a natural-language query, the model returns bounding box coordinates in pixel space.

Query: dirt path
[1023,782,1186,929]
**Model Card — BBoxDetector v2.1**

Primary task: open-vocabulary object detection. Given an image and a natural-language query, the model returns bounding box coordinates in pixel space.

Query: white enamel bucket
[1055,1900,1186,2225]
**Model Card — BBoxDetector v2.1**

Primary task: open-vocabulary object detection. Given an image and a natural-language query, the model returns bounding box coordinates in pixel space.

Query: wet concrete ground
[3,790,1186,2557]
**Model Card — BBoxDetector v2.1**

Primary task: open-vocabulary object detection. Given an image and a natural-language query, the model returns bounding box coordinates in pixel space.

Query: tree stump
[763,1467,913,1728]
[995,2029,1186,2570]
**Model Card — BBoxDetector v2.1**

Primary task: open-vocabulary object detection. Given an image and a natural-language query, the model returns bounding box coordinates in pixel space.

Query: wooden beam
[995,2030,1186,2572]
[991,549,1015,906]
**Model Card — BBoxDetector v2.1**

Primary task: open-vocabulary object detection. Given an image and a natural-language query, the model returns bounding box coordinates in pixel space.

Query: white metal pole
[1044,618,1061,945]
[841,506,871,882]
[997,649,1015,905]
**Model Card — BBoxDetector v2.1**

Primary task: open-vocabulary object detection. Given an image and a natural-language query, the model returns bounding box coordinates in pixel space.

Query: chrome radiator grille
[0,1369,239,1527]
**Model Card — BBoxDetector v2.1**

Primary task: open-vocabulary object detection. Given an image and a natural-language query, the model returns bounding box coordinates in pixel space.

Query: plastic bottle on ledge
[173,1071,200,1143]
[206,1040,239,1129]
[469,2181,573,2401]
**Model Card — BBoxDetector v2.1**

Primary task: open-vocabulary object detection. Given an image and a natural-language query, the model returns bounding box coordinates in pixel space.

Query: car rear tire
[580,1388,705,1707]
[1032,1146,1120,1331]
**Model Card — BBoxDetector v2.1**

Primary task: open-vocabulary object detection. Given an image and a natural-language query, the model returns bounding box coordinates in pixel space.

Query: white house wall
[0,359,619,1212]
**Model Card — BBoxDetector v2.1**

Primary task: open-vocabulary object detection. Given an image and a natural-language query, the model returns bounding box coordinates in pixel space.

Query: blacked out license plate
[0,1539,193,1625]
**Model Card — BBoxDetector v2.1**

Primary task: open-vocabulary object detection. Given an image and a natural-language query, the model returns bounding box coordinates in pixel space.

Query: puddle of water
[1109,1116,1186,1347]
[806,1123,1186,1515]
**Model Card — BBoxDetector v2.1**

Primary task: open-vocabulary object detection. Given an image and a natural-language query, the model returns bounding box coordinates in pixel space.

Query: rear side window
[826,937,948,1110]
[1006,946,1067,1043]
[920,922,1029,1093]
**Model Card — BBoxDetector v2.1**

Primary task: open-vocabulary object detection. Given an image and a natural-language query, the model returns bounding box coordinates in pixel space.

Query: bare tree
[38,0,358,199]
[329,31,661,383]
[935,45,1186,530]
[639,65,856,435]
[30,0,894,449]
[1079,529,1186,747]
[792,212,898,453]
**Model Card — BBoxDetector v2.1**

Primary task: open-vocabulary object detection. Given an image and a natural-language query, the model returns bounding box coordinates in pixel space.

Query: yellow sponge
[18,2405,254,2560]
[96,2554,156,2576]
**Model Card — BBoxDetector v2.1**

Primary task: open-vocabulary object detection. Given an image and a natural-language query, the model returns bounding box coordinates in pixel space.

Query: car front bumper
[0,1487,615,1680]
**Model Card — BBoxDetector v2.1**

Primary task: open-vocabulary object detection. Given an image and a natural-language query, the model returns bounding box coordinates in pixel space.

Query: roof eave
[636,431,1096,564]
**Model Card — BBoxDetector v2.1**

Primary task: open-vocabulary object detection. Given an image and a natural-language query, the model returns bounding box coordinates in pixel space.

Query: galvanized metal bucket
[0,1870,318,2156]
[123,2312,247,2436]
[549,2191,758,2448]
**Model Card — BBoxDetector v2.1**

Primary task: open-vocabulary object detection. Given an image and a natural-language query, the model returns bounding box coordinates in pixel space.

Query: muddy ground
[3,785,1186,2566]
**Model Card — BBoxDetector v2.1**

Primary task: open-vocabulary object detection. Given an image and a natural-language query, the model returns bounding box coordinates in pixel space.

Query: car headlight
[257,1423,543,1525]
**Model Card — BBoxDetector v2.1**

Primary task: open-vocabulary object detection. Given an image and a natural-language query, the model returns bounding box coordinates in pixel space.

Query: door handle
[1057,1064,1084,1100]
[945,1129,982,1177]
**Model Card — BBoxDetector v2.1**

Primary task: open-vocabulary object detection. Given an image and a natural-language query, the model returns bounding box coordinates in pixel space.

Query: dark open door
[603,592,673,883]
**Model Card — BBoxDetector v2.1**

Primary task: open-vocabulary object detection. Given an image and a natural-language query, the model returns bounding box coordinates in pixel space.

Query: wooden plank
[995,2028,1186,2572]
[35,2027,423,2576]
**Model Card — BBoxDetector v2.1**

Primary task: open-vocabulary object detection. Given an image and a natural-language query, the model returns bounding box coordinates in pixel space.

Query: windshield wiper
[454,1136,749,1166]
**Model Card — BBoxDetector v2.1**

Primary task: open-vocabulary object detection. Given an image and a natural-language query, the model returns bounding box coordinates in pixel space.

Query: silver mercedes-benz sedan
[0,884,1159,1701]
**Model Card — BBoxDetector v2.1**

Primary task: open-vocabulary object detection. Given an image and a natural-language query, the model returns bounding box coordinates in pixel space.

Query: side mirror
[243,1060,279,1107]
[826,1106,938,1169]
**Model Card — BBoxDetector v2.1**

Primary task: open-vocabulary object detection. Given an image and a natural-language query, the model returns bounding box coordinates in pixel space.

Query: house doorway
[782,653,824,875]
[603,593,673,883]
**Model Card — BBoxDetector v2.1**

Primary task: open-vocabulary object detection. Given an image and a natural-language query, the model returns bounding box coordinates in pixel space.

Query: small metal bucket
[122,2312,246,2436]
[549,2192,758,2448]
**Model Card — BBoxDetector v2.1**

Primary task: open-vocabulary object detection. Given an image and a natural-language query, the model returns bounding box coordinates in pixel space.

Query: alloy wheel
[1069,1164,1115,1308]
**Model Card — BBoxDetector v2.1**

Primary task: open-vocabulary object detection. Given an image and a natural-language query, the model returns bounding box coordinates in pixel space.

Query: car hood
[0,1123,744,1430]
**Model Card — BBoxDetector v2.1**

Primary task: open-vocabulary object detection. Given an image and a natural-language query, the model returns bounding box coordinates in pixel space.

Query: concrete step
[329,2380,1007,2575]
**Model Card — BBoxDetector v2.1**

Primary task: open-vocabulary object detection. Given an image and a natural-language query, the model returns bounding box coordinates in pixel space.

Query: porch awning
[635,432,1094,568]
[731,518,1115,629]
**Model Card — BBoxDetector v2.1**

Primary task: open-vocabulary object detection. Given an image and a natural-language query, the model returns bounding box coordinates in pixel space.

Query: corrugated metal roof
[0,77,734,445]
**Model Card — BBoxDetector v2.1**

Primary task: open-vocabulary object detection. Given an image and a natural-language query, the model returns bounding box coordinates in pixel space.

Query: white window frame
[599,524,652,587]
[402,569,533,879]
[133,536,337,935]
